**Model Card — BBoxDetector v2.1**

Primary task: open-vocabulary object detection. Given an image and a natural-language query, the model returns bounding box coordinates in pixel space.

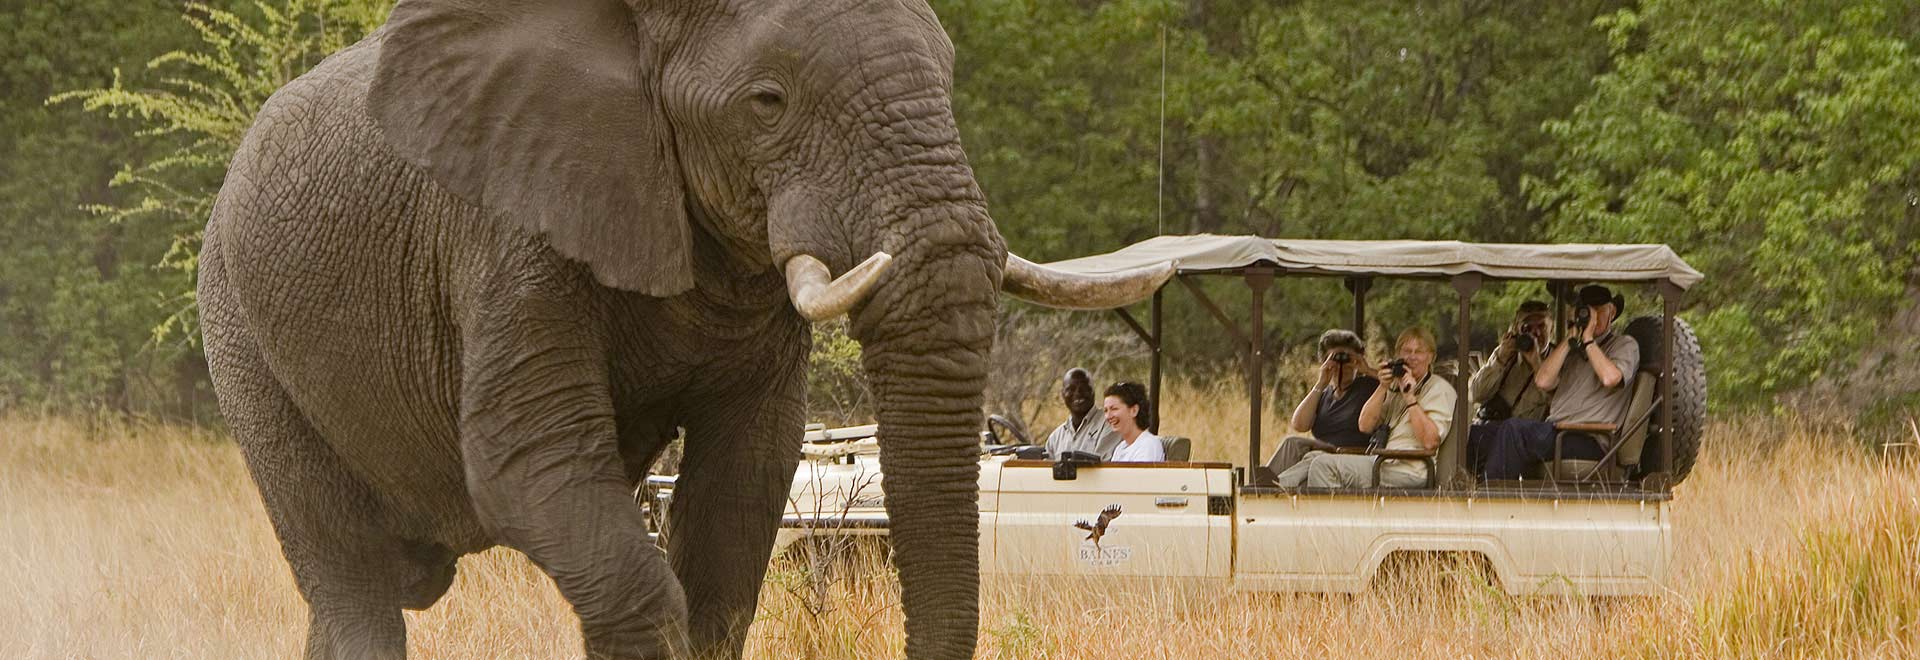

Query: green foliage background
[3,0,1915,420]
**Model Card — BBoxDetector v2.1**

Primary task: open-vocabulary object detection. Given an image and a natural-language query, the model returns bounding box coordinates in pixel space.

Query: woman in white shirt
[1102,382,1165,462]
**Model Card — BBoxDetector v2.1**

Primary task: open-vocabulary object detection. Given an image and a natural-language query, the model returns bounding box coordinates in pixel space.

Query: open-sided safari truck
[650,235,1707,596]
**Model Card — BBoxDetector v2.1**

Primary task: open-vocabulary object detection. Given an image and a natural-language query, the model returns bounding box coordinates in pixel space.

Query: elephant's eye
[747,89,786,123]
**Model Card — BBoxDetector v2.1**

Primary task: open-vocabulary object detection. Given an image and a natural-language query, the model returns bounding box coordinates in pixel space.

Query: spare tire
[1621,314,1707,484]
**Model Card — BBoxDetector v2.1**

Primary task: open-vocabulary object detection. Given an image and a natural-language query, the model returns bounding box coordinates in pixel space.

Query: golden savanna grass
[2,386,1915,658]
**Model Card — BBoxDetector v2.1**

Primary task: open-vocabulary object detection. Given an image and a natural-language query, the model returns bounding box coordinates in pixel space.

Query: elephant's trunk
[862,330,990,660]
[847,206,999,659]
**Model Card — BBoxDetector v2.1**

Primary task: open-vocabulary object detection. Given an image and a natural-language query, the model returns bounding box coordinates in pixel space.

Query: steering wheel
[983,414,1030,447]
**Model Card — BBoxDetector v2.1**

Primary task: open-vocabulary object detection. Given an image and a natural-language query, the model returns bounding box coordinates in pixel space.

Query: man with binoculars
[1476,284,1641,480]
[1465,300,1552,473]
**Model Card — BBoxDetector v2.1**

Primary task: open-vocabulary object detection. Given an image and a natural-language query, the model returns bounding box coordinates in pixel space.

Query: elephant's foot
[305,601,405,660]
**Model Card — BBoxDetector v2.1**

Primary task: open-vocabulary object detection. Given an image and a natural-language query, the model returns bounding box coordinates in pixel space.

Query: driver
[1044,368,1122,460]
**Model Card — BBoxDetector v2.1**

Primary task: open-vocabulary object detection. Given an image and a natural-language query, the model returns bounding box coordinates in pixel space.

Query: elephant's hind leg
[203,261,449,658]
[208,351,418,658]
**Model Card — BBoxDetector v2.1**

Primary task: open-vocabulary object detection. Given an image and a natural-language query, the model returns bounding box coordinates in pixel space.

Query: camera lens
[1515,334,1535,352]
[1332,353,1351,364]
[1388,358,1408,378]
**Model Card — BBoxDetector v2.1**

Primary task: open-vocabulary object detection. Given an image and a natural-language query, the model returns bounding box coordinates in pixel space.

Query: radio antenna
[1157,24,1167,235]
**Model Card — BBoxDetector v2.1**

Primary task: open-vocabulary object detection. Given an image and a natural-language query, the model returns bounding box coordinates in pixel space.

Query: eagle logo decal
[1072,504,1123,551]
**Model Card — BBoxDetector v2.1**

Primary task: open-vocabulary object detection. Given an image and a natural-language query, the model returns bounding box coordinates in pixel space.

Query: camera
[1387,358,1408,378]
[1514,333,1536,352]
[1569,307,1591,331]
[1331,352,1352,364]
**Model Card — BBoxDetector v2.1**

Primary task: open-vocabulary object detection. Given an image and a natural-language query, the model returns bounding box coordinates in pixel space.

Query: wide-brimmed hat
[1576,284,1625,316]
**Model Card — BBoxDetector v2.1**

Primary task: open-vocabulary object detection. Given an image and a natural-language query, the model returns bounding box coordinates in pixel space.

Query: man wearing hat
[1480,284,1640,480]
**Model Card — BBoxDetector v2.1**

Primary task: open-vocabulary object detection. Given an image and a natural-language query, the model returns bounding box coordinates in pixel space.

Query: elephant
[196,0,1170,658]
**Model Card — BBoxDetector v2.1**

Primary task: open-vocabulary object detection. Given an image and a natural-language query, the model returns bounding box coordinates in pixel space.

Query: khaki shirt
[1378,375,1457,483]
[1547,333,1641,432]
[1468,344,1549,421]
[1045,409,1122,459]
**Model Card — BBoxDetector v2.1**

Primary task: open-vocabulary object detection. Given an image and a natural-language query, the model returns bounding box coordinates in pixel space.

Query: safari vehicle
[650,235,1708,596]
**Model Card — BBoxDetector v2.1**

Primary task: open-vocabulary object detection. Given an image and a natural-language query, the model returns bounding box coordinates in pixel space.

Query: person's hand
[1316,356,1339,387]
[1497,330,1518,363]
[1581,309,1600,343]
[1376,364,1398,389]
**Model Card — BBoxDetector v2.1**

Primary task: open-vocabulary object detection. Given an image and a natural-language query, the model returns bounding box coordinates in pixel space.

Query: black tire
[1621,314,1707,484]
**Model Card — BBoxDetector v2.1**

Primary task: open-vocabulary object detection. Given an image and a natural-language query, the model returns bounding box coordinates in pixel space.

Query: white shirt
[1108,430,1166,462]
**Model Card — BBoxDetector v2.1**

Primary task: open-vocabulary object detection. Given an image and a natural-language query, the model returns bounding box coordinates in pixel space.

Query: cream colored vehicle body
[755,428,1669,597]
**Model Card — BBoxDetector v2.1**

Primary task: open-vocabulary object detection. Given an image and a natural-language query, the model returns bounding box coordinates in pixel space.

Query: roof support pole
[1114,287,1170,434]
[1151,287,1164,434]
[1659,280,1682,491]
[1345,276,1372,340]
[1246,268,1275,475]
[1444,273,1482,489]
[1549,281,1569,344]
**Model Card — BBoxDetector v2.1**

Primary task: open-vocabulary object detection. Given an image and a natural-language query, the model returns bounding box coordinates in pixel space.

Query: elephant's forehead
[725,0,954,72]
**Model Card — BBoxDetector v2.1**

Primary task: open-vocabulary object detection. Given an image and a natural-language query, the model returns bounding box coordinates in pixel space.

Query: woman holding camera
[1276,327,1456,488]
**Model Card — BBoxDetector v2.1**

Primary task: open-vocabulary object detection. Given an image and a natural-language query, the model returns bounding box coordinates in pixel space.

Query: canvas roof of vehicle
[1032,234,1702,309]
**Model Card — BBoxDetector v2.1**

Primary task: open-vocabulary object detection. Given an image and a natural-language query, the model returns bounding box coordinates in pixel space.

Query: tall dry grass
[2,388,1914,658]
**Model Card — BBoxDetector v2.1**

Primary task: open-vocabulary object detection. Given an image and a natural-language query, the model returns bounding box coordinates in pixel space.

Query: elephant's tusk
[1001,253,1176,310]
[784,252,894,322]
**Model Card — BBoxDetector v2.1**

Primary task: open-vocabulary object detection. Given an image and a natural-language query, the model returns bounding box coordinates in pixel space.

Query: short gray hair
[1316,329,1365,357]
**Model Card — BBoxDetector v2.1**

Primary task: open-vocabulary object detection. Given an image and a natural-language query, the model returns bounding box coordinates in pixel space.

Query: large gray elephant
[197,0,1167,658]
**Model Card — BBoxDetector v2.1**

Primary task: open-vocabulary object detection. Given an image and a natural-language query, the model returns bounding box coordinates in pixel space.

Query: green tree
[938,0,1624,363]
[1532,0,1920,409]
[0,1,215,413]
[53,0,393,344]
[0,0,390,416]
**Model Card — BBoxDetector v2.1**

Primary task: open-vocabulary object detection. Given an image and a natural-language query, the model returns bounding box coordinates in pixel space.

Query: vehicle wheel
[1367,551,1499,600]
[984,414,1030,446]
[1622,314,1707,484]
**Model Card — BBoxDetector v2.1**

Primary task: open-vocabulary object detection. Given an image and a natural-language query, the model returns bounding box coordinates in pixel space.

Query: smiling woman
[1102,382,1164,463]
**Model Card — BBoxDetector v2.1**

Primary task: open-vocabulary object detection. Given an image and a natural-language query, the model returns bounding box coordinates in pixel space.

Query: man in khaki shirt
[1480,285,1640,480]
[1466,300,1550,474]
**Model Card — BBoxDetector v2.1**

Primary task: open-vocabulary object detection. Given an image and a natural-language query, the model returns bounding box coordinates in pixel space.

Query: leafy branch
[48,0,391,346]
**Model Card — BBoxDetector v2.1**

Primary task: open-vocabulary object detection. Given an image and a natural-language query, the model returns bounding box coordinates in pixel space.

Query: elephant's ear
[370,0,691,295]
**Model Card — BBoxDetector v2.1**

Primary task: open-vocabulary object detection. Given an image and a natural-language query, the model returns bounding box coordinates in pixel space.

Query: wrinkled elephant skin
[199,1,1003,658]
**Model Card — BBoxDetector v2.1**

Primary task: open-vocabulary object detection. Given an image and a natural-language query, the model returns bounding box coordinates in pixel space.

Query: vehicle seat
[1547,365,1659,482]
[1160,436,1191,462]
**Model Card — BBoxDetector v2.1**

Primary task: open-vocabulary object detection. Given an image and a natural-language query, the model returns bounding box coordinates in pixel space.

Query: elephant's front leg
[461,308,688,659]
[670,357,808,657]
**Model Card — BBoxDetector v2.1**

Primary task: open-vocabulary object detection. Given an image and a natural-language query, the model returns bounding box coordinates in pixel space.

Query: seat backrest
[1160,436,1192,462]
[1613,367,1661,467]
